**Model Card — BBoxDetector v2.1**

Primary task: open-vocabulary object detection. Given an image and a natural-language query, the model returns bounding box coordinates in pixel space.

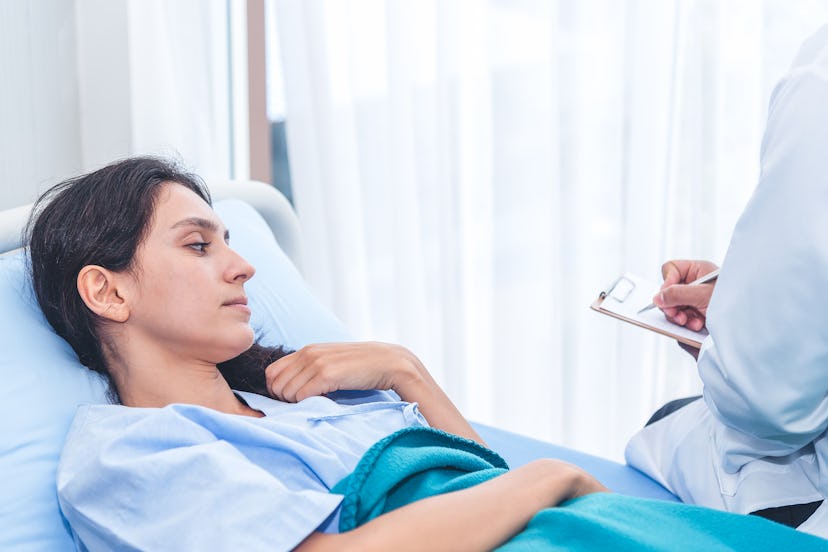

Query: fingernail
[654,293,664,307]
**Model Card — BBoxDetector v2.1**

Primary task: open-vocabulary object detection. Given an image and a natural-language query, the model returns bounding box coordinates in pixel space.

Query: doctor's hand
[654,259,719,332]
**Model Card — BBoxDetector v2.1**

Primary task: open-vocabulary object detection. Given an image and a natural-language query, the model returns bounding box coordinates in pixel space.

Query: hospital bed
[0,180,676,550]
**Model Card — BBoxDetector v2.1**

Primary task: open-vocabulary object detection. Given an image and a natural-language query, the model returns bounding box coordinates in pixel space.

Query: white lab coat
[626,23,828,538]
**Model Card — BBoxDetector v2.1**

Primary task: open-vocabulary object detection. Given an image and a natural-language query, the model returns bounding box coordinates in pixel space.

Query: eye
[187,242,210,253]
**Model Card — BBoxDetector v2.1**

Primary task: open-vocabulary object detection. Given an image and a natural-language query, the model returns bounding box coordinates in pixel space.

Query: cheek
[136,264,205,314]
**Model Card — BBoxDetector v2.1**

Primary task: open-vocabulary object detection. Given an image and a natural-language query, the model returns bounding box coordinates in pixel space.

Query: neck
[109,348,263,418]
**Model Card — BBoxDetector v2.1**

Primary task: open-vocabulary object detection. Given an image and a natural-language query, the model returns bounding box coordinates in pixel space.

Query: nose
[225,248,256,283]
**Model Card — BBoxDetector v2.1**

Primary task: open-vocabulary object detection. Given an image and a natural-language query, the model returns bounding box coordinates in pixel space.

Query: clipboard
[591,273,707,349]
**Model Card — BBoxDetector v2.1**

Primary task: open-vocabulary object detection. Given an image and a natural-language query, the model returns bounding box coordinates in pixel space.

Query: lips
[223,296,248,307]
[222,296,251,315]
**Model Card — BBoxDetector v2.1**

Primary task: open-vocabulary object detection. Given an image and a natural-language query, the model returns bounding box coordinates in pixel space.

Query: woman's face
[123,183,256,364]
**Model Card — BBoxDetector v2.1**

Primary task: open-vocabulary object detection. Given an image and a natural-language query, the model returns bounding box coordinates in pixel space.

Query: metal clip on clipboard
[599,275,636,303]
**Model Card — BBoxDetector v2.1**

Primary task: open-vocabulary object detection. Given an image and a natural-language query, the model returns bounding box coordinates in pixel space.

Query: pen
[637,268,720,315]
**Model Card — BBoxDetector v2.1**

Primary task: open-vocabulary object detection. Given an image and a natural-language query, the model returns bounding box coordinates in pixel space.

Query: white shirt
[627,23,828,538]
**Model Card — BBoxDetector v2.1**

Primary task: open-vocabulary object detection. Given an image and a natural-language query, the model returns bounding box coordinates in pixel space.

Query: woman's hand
[265,341,485,445]
[265,342,420,403]
[653,259,719,331]
[530,459,609,502]
[568,463,610,498]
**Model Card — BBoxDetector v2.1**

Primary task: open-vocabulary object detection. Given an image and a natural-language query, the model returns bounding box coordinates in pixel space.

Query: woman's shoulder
[59,404,161,454]
[62,403,133,445]
[56,404,150,489]
[56,402,258,493]
[59,402,233,465]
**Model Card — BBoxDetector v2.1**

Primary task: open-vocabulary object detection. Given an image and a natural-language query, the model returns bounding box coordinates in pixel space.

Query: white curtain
[1,0,82,208]
[270,0,828,459]
[75,0,233,179]
[1,0,234,209]
[124,0,233,179]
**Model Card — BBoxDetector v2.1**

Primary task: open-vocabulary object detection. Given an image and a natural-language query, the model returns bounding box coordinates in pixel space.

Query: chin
[214,330,256,363]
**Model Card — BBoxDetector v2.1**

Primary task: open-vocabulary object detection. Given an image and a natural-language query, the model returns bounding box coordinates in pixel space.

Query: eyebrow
[171,217,230,240]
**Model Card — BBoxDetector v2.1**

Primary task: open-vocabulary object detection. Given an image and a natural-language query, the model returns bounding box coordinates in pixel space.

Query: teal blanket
[332,427,827,551]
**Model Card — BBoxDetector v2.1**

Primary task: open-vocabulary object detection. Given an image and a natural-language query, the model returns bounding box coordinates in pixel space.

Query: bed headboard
[0,180,304,273]
[0,203,31,255]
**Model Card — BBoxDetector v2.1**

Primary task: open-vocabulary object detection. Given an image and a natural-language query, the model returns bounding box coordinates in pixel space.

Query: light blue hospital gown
[56,391,428,551]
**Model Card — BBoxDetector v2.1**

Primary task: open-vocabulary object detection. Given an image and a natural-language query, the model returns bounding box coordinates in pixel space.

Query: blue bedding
[334,426,828,550]
[473,422,678,502]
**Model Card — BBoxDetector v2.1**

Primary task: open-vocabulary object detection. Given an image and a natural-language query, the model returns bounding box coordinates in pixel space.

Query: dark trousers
[645,396,823,529]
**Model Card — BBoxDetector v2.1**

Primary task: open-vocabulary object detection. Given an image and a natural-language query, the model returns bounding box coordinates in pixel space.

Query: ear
[76,265,131,323]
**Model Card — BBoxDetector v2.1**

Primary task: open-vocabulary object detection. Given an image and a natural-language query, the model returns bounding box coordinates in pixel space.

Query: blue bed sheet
[472,422,679,502]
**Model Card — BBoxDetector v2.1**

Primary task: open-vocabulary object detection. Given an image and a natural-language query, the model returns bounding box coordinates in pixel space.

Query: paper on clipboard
[591,272,708,348]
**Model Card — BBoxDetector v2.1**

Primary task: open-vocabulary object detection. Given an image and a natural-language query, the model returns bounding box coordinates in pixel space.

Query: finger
[279,364,319,403]
[662,259,720,287]
[276,344,348,402]
[653,293,680,319]
[666,309,688,327]
[659,284,713,311]
[661,260,698,285]
[265,351,296,381]
[267,354,306,400]
[294,372,340,403]
[685,313,706,332]
[658,304,680,319]
[667,307,707,330]
[660,261,683,286]
[696,261,720,278]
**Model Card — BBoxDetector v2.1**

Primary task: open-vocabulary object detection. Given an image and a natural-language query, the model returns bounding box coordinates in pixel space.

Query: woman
[33,158,824,551]
[30,157,603,550]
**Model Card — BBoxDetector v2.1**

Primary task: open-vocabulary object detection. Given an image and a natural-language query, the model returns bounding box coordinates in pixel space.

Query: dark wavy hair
[26,156,287,401]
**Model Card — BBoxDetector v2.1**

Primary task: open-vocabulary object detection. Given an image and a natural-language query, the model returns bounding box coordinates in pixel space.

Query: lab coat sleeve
[56,413,342,551]
[698,65,828,464]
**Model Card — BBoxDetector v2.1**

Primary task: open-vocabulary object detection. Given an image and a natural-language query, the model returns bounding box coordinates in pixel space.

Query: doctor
[626,23,828,537]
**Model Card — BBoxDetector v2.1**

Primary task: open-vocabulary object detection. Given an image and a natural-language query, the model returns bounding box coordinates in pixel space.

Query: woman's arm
[391,348,484,444]
[295,459,607,552]
[265,342,484,444]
